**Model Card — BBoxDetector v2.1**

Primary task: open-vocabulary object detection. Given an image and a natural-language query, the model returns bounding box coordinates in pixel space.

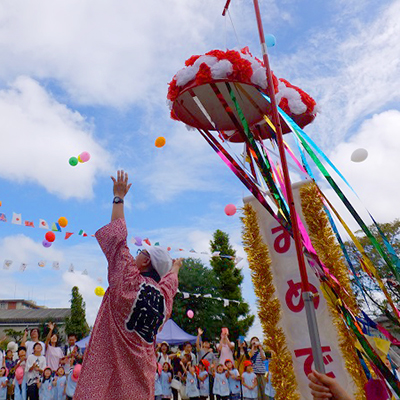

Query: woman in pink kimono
[74,170,182,400]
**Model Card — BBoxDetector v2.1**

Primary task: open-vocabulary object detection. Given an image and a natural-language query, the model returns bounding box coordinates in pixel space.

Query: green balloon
[69,157,78,166]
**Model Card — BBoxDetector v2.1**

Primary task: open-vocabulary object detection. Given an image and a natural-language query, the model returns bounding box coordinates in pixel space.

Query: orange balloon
[155,137,166,148]
[58,217,68,228]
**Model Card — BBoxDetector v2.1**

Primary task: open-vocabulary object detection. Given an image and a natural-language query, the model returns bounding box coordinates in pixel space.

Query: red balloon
[224,204,237,216]
[45,231,56,242]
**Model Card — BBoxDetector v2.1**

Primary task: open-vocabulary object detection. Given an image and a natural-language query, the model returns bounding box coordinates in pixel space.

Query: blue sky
[1,0,400,339]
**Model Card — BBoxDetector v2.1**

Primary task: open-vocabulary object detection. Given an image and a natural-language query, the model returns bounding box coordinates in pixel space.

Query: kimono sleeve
[158,271,179,316]
[95,218,137,287]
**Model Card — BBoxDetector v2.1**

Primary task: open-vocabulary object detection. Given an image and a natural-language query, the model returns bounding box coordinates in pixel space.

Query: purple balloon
[42,239,52,248]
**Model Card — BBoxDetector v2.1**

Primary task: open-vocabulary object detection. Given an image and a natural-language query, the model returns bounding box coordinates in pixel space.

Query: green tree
[64,286,90,340]
[210,229,254,341]
[4,328,24,343]
[171,258,225,340]
[345,219,400,314]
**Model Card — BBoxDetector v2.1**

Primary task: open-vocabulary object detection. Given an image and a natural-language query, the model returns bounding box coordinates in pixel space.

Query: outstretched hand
[308,370,353,400]
[111,170,132,199]
[171,258,184,275]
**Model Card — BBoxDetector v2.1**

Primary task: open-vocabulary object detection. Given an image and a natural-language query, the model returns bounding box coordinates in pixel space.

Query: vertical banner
[245,182,356,400]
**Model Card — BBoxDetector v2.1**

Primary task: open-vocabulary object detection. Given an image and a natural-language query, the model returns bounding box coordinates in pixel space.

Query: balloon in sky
[42,240,52,248]
[224,204,237,216]
[0,201,2,206]
[45,231,56,242]
[351,148,368,163]
[134,237,142,246]
[265,34,276,47]
[80,152,91,162]
[187,310,194,319]
[95,286,105,297]
[155,137,166,148]
[69,157,78,167]
[58,217,68,228]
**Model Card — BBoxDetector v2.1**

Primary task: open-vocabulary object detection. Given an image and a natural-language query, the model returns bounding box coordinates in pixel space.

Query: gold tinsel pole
[299,182,367,400]
[242,203,300,400]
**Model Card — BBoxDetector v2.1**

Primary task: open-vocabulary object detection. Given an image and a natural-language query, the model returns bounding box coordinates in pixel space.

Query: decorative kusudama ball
[155,137,166,148]
[95,286,105,297]
[42,240,52,248]
[224,204,237,216]
[45,231,56,242]
[69,157,78,167]
[351,148,368,163]
[79,152,91,162]
[58,217,68,228]
[187,310,194,319]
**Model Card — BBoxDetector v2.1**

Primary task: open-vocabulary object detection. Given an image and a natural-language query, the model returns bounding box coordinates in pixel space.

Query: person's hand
[308,370,353,400]
[171,258,184,274]
[111,170,132,199]
[48,322,55,331]
[198,328,204,336]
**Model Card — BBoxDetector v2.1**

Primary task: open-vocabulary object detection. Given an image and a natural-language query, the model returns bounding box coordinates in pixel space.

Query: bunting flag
[176,289,242,306]
[24,221,34,228]
[64,232,74,240]
[0,213,7,222]
[143,238,151,246]
[82,269,88,275]
[38,261,46,268]
[12,213,22,225]
[97,277,103,283]
[19,263,27,272]
[3,260,12,270]
[39,219,49,229]
[52,222,62,232]
[68,264,74,273]
[52,261,60,270]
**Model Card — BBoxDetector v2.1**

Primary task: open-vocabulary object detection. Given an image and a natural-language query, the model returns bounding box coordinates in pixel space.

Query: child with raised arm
[74,170,183,400]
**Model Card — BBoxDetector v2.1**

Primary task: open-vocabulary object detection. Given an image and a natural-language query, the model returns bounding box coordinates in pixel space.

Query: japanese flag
[39,219,49,229]
[12,213,22,225]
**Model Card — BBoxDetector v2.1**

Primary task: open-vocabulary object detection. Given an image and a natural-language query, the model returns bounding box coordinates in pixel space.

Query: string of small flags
[176,289,243,307]
[0,212,243,265]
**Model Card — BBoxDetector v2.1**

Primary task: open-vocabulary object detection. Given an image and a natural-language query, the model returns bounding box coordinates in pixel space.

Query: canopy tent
[75,319,196,350]
[156,319,197,345]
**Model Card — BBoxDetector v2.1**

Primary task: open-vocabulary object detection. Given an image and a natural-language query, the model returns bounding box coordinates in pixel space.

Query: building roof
[0,299,45,309]
[0,308,70,324]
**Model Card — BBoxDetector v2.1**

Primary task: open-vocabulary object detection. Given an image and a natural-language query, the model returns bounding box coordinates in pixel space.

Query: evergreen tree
[171,258,225,340]
[64,286,90,340]
[210,229,254,341]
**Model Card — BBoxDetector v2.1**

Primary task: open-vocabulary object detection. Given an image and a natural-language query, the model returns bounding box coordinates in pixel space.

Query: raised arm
[110,170,132,222]
[45,322,54,349]
[21,329,28,347]
[196,328,203,352]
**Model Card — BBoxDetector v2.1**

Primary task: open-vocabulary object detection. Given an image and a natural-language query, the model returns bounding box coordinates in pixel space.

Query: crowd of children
[154,328,276,400]
[0,326,82,400]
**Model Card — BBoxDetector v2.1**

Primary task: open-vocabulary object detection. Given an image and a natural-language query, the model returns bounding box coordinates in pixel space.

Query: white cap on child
[146,246,173,278]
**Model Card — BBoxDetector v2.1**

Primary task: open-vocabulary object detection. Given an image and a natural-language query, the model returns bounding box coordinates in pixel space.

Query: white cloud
[326,109,400,225]
[0,76,112,199]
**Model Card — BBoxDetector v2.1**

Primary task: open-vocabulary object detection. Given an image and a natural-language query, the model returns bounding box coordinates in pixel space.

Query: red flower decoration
[279,78,316,113]
[195,63,213,86]
[185,55,201,67]
[167,78,180,102]
[278,97,290,114]
[205,49,226,60]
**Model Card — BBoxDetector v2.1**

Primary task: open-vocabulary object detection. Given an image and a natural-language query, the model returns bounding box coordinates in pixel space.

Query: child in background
[38,367,53,400]
[155,364,163,400]
[241,361,257,400]
[26,342,46,400]
[0,367,8,400]
[186,363,200,400]
[198,360,210,400]
[13,367,25,400]
[225,359,240,400]
[53,367,66,400]
[5,349,16,399]
[160,362,172,399]
[264,370,275,400]
[65,364,81,400]
[213,364,230,400]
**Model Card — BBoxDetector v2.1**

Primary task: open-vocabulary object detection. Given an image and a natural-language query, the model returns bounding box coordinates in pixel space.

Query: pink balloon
[187,310,194,319]
[79,151,91,162]
[224,204,237,216]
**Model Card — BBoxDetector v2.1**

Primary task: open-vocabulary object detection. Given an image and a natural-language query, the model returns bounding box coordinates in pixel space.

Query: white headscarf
[146,246,173,278]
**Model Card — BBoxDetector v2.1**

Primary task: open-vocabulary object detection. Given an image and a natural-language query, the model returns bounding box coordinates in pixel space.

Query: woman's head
[0,367,6,377]
[57,367,65,377]
[33,342,42,355]
[202,339,211,350]
[30,328,39,340]
[250,337,259,347]
[160,342,169,354]
[184,342,192,353]
[50,334,58,346]
[43,367,52,379]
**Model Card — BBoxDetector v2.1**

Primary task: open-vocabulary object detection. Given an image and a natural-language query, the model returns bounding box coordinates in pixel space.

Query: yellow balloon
[78,155,84,163]
[155,137,166,148]
[58,217,68,228]
[95,286,105,297]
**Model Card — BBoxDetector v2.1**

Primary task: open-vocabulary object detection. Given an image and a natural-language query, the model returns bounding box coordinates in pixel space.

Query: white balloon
[351,148,368,162]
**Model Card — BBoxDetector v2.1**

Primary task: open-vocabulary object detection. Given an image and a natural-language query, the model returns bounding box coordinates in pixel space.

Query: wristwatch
[113,196,124,204]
